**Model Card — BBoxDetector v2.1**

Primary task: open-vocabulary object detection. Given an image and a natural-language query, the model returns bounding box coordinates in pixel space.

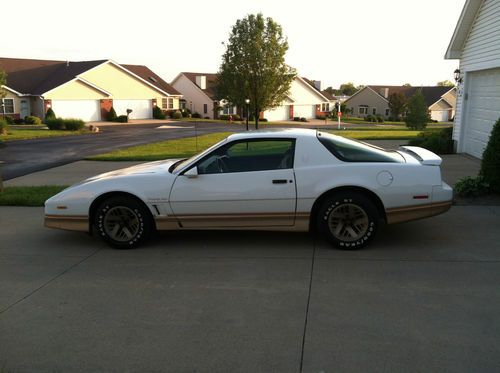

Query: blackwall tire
[319,192,379,250]
[94,196,153,249]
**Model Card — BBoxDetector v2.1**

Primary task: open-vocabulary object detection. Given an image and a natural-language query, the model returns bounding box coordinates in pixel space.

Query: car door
[169,138,297,228]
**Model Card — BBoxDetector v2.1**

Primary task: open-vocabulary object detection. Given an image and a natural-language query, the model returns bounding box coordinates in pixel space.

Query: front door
[169,138,297,228]
[20,99,29,118]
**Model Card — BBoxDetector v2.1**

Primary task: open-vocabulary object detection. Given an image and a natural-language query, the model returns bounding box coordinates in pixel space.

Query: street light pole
[245,98,250,131]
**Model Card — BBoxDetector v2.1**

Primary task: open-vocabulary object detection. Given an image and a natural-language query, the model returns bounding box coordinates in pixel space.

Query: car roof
[226,128,318,141]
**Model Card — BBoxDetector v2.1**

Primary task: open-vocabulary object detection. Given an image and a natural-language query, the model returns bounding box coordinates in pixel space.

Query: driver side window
[197,139,295,174]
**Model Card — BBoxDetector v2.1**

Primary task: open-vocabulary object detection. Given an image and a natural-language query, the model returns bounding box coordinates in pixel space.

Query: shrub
[260,118,268,122]
[14,118,24,124]
[454,176,489,197]
[4,116,14,125]
[0,118,8,135]
[192,112,201,118]
[107,106,117,122]
[63,118,85,131]
[479,117,500,193]
[220,114,241,121]
[115,115,128,123]
[24,116,42,125]
[204,116,210,119]
[316,115,326,120]
[172,111,182,119]
[45,108,56,122]
[376,115,384,123]
[45,118,65,130]
[181,109,191,118]
[153,106,166,119]
[293,117,300,121]
[300,117,307,122]
[408,127,453,154]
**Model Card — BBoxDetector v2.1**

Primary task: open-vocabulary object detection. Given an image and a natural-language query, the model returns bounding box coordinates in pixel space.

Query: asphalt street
[0,121,240,180]
[1,205,499,372]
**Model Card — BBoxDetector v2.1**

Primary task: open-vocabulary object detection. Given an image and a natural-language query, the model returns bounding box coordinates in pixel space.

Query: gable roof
[300,77,333,101]
[0,57,177,97]
[121,64,181,96]
[346,85,457,107]
[445,0,483,59]
[179,72,219,100]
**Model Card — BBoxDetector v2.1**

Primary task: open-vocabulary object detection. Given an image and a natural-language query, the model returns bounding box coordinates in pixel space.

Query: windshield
[172,138,228,173]
[317,131,405,163]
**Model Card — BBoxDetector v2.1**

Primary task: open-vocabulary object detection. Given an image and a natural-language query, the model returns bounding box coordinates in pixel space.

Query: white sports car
[45,129,453,249]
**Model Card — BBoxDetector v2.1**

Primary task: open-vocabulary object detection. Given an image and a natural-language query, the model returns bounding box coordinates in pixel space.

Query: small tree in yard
[218,13,296,129]
[480,117,500,193]
[388,92,407,121]
[45,107,56,122]
[107,106,117,122]
[405,90,429,130]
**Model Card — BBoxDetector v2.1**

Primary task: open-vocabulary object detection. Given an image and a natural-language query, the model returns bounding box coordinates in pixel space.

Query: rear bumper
[385,201,452,224]
[45,215,89,232]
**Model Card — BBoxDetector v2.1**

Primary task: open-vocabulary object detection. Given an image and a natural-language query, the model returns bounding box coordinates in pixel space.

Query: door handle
[272,179,288,184]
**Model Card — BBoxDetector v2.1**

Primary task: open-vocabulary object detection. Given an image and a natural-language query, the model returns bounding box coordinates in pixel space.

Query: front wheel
[318,192,379,249]
[94,196,153,249]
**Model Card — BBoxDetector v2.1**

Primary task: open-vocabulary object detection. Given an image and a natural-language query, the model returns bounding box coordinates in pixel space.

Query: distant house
[171,72,330,121]
[445,0,500,159]
[171,72,221,119]
[344,85,457,122]
[0,57,181,121]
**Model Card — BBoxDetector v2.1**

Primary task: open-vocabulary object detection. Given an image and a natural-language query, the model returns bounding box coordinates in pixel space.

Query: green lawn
[88,132,232,161]
[87,127,446,161]
[0,186,68,206]
[0,128,90,141]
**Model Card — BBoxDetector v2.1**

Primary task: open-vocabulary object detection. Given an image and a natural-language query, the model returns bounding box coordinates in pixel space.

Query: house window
[223,105,236,115]
[162,98,168,109]
[358,106,368,115]
[385,108,390,116]
[203,104,208,114]
[372,108,376,115]
[0,98,14,114]
[321,103,330,112]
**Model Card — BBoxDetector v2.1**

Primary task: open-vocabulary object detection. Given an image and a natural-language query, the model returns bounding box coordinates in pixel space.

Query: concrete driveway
[1,205,499,372]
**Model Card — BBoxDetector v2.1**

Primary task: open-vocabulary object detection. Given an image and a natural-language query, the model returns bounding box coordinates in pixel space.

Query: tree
[388,92,407,121]
[405,89,430,130]
[324,86,339,96]
[437,80,454,87]
[0,69,7,99]
[338,82,358,96]
[217,13,296,129]
[403,83,412,87]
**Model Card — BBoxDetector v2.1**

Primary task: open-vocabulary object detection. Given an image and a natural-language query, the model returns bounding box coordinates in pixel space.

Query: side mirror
[183,167,198,178]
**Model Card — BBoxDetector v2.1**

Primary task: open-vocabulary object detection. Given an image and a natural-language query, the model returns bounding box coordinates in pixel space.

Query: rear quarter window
[317,131,404,163]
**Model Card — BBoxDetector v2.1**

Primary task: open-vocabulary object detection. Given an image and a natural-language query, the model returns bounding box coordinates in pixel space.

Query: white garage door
[463,68,500,158]
[294,105,316,119]
[51,100,100,122]
[113,100,152,119]
[264,105,289,121]
[431,110,449,122]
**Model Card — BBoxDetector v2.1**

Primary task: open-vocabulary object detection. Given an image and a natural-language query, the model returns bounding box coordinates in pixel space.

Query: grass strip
[87,132,231,161]
[0,186,68,206]
[1,129,90,141]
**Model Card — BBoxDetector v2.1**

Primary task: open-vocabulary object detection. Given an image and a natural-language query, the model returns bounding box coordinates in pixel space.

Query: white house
[445,0,500,159]
[171,72,330,121]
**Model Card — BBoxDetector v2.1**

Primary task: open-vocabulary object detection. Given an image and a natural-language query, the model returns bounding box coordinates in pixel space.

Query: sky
[3,0,466,89]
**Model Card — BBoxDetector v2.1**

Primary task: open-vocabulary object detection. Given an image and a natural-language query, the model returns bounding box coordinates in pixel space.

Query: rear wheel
[318,192,379,249]
[94,196,153,249]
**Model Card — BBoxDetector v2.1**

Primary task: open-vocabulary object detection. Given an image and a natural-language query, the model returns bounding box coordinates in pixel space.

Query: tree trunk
[254,107,260,130]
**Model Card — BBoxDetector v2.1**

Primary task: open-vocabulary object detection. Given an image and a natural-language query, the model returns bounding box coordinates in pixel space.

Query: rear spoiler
[398,146,442,166]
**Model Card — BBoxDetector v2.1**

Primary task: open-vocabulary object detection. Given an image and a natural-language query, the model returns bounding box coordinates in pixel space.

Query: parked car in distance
[45,128,453,249]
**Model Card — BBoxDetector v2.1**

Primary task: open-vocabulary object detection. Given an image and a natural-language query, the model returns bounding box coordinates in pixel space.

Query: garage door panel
[463,68,500,159]
[51,100,100,122]
[113,100,152,119]
[265,106,288,121]
[294,105,315,119]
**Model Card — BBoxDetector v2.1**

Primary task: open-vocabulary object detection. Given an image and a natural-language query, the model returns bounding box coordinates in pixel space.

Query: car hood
[83,159,180,183]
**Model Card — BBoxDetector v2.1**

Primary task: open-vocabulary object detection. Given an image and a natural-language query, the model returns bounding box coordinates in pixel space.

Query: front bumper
[45,215,89,232]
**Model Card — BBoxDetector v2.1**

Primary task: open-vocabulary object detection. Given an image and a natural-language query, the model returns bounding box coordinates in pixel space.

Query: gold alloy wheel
[103,206,140,242]
[327,203,369,242]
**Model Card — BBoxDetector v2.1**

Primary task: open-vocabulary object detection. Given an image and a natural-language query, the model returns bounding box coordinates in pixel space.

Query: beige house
[344,85,456,122]
[0,57,181,121]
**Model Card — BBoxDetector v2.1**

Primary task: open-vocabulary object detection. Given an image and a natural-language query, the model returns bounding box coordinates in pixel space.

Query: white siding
[452,0,500,154]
